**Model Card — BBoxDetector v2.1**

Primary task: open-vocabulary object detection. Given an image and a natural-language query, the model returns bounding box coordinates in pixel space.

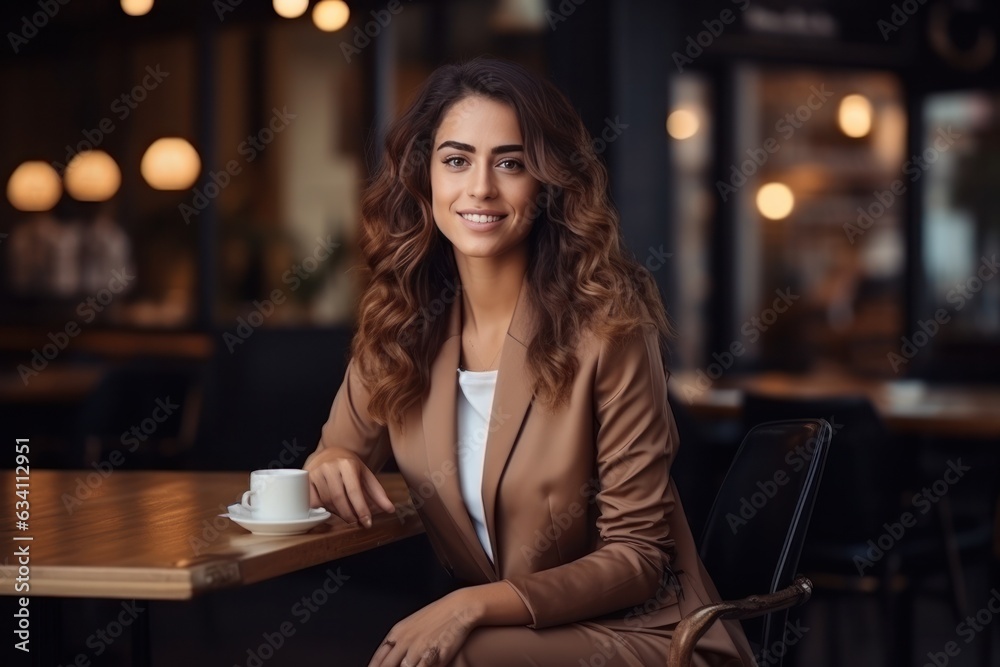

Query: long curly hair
[353,57,671,427]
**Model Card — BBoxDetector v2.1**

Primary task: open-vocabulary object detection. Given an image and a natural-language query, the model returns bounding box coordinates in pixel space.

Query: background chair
[192,327,356,471]
[671,418,832,667]
[73,356,204,469]
[741,393,992,666]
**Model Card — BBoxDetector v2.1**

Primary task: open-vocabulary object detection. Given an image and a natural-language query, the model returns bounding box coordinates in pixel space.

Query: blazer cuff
[501,578,540,629]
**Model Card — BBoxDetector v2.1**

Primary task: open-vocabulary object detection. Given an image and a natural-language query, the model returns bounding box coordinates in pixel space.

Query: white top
[456,367,498,564]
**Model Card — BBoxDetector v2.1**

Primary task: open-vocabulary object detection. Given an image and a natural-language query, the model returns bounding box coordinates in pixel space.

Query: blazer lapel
[481,274,536,570]
[422,294,497,581]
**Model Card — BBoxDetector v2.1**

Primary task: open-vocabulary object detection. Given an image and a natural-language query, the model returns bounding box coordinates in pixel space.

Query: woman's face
[430,95,541,263]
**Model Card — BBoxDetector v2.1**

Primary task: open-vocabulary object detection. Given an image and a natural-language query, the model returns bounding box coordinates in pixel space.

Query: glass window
[921,91,1000,338]
[727,66,906,375]
[213,21,368,328]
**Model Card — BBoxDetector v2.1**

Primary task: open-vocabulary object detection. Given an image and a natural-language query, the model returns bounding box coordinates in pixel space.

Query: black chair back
[699,419,832,659]
[194,327,354,470]
[742,394,899,550]
[75,357,203,467]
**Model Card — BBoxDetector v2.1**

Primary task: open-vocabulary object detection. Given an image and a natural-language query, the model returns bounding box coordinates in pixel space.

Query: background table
[670,371,1000,439]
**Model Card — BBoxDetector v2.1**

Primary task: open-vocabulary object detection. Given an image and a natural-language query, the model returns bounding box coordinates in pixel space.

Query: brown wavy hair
[353,57,671,427]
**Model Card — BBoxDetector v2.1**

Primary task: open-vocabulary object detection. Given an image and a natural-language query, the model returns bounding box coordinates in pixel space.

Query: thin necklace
[462,336,503,372]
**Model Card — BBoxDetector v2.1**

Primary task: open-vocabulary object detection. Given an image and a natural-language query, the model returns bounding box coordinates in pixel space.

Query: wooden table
[0,470,422,599]
[670,371,1000,439]
[0,470,422,665]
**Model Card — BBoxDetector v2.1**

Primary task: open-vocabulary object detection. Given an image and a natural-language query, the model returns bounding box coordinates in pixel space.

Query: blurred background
[1,0,999,665]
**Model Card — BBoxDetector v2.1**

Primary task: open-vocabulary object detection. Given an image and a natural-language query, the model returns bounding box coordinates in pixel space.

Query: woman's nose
[467,163,497,199]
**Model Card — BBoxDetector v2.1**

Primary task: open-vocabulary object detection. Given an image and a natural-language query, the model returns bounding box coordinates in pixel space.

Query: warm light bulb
[756,182,795,220]
[65,151,121,202]
[312,0,350,32]
[273,0,309,19]
[7,161,62,212]
[838,94,873,138]
[121,0,154,17]
[666,109,700,140]
[140,138,201,191]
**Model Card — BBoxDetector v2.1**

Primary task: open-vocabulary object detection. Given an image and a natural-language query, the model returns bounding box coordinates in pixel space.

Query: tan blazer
[314,275,755,665]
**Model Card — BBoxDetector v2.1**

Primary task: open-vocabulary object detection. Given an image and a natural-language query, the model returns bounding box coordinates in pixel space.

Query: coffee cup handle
[241,490,255,511]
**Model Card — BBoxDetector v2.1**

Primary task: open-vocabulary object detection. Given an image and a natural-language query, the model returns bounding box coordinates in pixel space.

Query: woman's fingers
[367,637,398,667]
[317,465,360,525]
[314,462,393,528]
[306,453,395,528]
[362,468,398,514]
[341,467,376,528]
[362,488,393,516]
[381,645,443,667]
[368,643,421,667]
[416,645,442,666]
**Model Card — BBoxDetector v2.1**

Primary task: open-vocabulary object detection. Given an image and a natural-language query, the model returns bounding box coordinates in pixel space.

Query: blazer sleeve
[306,357,392,473]
[502,324,677,629]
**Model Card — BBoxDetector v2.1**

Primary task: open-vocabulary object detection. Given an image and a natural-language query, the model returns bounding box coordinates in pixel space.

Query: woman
[304,57,753,667]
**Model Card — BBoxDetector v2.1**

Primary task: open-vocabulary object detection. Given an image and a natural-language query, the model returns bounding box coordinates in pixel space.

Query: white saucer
[222,504,332,536]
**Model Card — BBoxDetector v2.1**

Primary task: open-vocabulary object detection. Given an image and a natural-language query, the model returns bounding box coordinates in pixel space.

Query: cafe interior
[1,0,999,665]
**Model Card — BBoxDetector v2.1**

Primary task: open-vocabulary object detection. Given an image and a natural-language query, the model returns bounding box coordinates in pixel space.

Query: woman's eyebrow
[490,144,524,155]
[435,140,524,155]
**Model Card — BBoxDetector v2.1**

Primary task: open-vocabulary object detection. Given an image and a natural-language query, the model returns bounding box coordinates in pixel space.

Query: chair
[670,419,832,667]
[74,357,204,468]
[193,327,356,470]
[739,393,990,666]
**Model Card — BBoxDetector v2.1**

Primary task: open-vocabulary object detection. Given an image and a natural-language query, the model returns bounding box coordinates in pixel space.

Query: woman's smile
[458,209,508,231]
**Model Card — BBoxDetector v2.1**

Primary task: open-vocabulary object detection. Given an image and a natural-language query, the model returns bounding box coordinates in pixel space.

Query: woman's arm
[460,581,533,626]
[306,357,391,471]
[501,324,678,629]
[305,357,394,524]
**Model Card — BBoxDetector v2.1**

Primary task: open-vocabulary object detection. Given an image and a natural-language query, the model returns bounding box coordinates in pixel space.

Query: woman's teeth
[461,213,503,223]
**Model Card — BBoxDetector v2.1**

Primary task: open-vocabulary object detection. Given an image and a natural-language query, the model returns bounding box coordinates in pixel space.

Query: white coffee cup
[241,469,310,521]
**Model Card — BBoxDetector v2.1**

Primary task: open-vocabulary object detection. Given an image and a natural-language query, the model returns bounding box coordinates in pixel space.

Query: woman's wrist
[450,587,486,627]
[303,444,356,469]
[450,581,531,627]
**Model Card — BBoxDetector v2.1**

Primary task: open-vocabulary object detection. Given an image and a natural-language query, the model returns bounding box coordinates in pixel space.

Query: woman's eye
[444,156,468,168]
[497,159,523,170]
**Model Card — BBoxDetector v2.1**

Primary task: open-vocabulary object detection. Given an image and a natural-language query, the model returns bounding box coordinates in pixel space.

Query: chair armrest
[667,576,813,667]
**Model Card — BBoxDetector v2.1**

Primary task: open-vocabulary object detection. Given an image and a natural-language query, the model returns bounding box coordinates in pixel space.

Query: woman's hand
[368,590,478,667]
[303,446,395,528]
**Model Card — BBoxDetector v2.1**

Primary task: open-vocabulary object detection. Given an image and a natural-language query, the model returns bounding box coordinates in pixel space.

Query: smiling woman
[303,57,753,667]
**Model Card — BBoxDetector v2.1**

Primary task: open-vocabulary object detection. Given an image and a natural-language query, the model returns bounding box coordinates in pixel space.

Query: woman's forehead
[435,96,523,144]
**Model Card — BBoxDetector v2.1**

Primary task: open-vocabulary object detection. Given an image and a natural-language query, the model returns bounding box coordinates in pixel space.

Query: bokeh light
[7,161,62,212]
[274,0,309,19]
[65,151,121,202]
[121,0,154,17]
[756,182,795,220]
[838,94,873,138]
[312,0,350,32]
[666,109,700,140]
[140,138,201,191]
